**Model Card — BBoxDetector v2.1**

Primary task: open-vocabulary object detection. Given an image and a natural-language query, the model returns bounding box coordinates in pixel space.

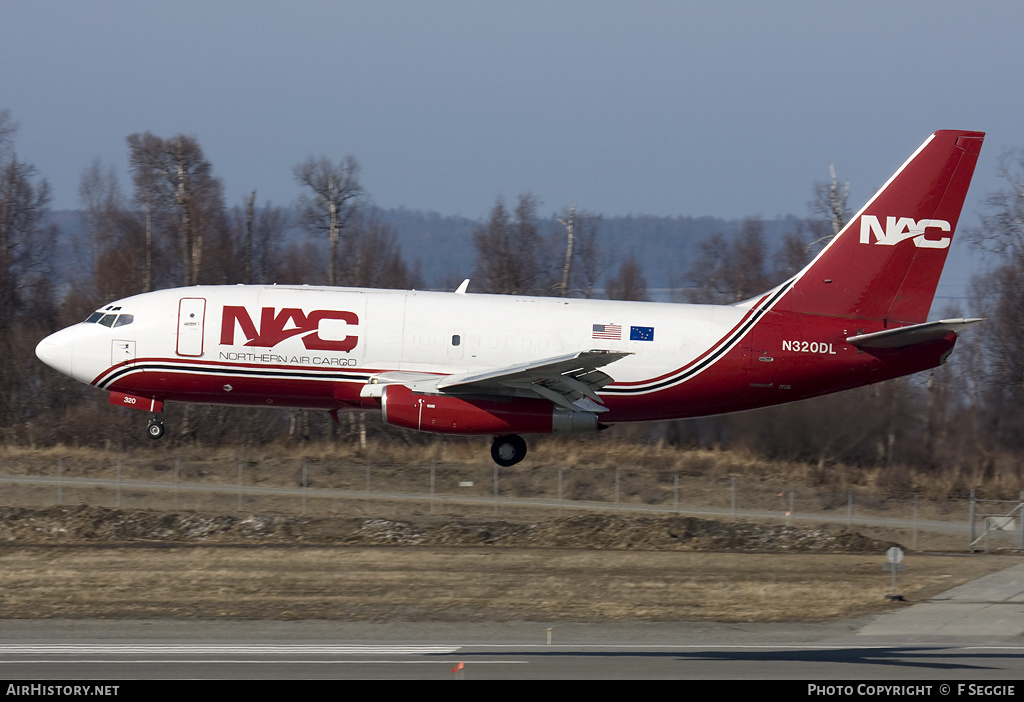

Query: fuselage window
[113,314,134,328]
[452,334,461,347]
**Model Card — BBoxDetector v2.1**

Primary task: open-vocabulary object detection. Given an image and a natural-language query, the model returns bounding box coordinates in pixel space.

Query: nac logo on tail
[859,215,952,249]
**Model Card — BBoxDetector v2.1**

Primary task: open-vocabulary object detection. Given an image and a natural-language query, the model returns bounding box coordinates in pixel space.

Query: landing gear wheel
[146,417,165,440]
[490,434,527,467]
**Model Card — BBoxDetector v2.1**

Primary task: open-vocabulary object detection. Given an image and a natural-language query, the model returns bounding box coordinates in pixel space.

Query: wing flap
[424,350,630,411]
[435,350,629,393]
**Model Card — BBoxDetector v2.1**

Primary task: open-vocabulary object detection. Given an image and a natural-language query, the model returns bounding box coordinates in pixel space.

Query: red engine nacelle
[380,384,599,435]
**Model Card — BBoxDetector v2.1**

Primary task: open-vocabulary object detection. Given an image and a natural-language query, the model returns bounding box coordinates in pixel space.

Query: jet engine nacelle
[379,383,599,435]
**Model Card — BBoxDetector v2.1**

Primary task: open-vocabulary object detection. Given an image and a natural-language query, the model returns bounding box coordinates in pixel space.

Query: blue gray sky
[3,0,1023,230]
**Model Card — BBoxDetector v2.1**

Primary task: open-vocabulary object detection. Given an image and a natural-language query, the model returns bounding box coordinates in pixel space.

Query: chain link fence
[2,451,1017,552]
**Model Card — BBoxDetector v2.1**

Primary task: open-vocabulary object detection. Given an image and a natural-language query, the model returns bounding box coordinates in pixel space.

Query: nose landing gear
[146,416,165,440]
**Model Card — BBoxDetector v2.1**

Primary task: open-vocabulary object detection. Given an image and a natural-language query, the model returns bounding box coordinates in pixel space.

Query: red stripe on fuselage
[607,301,764,389]
[106,365,369,410]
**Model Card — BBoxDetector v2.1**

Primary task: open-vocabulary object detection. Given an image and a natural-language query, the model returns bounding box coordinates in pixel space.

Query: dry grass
[0,439,989,503]
[0,546,1013,622]
[4,435,1021,495]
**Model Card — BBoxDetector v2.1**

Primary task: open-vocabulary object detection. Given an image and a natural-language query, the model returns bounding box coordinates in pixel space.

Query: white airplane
[36,130,984,466]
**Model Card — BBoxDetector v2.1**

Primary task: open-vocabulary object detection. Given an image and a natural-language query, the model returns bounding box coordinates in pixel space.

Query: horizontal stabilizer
[846,318,983,349]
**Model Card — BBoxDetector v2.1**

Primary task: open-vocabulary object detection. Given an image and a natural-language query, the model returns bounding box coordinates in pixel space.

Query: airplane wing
[361,350,631,413]
[846,318,984,349]
[436,350,631,412]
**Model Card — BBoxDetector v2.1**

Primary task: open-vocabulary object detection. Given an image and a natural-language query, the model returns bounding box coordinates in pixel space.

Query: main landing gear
[146,416,165,440]
[490,434,527,467]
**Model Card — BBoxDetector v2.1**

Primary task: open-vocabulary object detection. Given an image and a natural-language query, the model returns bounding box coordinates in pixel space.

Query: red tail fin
[776,130,984,324]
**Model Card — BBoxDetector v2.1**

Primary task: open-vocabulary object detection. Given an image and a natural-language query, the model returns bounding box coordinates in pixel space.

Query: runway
[2,563,1023,680]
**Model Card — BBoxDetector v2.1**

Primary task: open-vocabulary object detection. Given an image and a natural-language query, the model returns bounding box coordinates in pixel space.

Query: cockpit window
[85,310,134,327]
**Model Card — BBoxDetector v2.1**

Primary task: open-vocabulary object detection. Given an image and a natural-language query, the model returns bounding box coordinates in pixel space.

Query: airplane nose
[35,329,75,378]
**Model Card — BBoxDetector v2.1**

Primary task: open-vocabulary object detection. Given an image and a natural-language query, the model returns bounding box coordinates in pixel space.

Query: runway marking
[0,660,525,665]
[0,645,461,655]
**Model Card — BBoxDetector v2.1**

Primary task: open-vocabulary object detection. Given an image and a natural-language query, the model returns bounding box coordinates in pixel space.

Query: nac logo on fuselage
[220,306,358,352]
[859,215,952,249]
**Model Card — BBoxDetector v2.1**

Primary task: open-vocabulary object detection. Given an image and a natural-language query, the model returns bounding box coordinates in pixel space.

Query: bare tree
[684,217,770,303]
[0,110,59,435]
[807,162,850,251]
[0,110,18,164]
[966,250,1024,446]
[127,133,224,287]
[243,190,256,285]
[558,203,576,297]
[962,148,1024,448]
[605,253,649,301]
[731,216,769,298]
[231,193,289,285]
[967,148,1024,256]
[570,211,606,299]
[473,194,552,295]
[76,162,153,304]
[78,159,124,277]
[473,197,512,293]
[772,226,813,281]
[556,204,605,298]
[0,113,54,331]
[346,209,417,289]
[126,133,161,291]
[294,155,363,285]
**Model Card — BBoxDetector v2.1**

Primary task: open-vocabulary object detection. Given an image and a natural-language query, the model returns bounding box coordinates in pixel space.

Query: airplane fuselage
[38,283,953,425]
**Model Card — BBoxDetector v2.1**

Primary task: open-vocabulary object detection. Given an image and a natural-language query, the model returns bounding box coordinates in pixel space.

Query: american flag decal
[592,323,622,340]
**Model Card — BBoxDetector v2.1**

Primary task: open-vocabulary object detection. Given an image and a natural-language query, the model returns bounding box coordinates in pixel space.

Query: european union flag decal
[630,325,655,341]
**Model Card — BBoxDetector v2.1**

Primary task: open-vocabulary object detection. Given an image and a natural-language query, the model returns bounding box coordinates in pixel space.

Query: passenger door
[177,297,206,357]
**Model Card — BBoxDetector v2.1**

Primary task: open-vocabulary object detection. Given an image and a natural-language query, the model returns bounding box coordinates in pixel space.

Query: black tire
[490,434,527,467]
[146,419,165,440]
